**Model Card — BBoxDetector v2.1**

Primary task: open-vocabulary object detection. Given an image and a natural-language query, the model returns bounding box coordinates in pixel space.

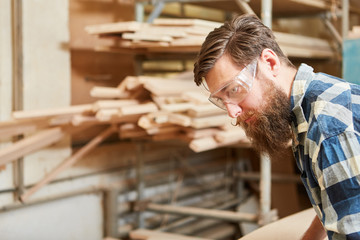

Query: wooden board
[12,104,93,120]
[85,21,144,35]
[239,208,317,240]
[152,18,222,29]
[130,229,212,240]
[0,127,64,167]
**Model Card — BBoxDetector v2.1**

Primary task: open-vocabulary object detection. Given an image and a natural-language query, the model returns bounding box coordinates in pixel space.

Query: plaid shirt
[291,64,360,240]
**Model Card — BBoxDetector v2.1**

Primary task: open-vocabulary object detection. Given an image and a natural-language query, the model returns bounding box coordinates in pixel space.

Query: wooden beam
[0,127,64,167]
[191,115,229,129]
[0,119,49,140]
[84,21,143,35]
[12,104,93,120]
[146,203,258,223]
[168,113,192,127]
[187,105,224,118]
[142,78,198,96]
[122,33,173,42]
[119,102,158,116]
[90,86,130,99]
[214,128,248,143]
[152,18,221,29]
[130,229,212,240]
[20,125,117,202]
[92,99,139,112]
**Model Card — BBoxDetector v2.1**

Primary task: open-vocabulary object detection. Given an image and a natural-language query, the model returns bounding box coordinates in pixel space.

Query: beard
[236,81,292,155]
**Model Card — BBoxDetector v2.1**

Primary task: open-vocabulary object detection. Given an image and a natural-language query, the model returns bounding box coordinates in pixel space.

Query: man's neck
[277,64,298,99]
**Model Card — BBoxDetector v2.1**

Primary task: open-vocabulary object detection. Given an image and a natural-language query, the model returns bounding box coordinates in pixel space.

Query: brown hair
[193,14,294,86]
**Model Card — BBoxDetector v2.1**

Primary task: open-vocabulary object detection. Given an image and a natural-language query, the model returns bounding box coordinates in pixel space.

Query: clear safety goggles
[202,60,257,110]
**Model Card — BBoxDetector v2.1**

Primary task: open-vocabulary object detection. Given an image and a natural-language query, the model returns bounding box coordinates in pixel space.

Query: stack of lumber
[85,18,222,53]
[0,74,250,168]
[85,17,336,59]
[90,74,251,152]
[0,74,250,202]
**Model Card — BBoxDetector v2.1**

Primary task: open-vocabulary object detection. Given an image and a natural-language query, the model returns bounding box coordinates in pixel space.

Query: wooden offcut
[12,104,93,120]
[0,127,64,167]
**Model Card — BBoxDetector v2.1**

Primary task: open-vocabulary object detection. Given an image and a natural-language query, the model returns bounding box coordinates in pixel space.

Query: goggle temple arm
[200,76,210,92]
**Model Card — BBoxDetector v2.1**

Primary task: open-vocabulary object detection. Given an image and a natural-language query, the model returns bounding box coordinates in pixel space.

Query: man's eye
[229,86,239,95]
[213,97,223,103]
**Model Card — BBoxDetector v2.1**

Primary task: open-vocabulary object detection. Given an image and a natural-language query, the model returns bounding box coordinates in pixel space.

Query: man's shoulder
[303,73,357,139]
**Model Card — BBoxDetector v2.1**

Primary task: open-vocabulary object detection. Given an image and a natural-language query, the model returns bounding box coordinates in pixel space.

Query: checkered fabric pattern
[291,64,360,240]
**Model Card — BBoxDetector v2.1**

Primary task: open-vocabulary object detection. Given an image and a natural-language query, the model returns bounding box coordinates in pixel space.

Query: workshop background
[0,0,360,240]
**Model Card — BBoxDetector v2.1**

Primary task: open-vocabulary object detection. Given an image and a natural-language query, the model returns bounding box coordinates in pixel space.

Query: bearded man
[193,14,360,240]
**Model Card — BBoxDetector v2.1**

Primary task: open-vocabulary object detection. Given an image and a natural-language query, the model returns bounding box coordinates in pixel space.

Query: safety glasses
[203,60,257,110]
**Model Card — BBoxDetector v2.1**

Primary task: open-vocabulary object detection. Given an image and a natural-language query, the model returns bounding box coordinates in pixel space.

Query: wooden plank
[119,102,158,116]
[120,40,170,48]
[189,136,222,152]
[71,115,99,126]
[0,119,49,140]
[274,31,333,50]
[119,123,148,139]
[152,18,221,29]
[137,25,188,38]
[84,21,144,35]
[92,99,139,112]
[130,229,212,240]
[20,125,117,202]
[147,203,258,223]
[146,45,201,53]
[95,109,141,122]
[168,113,192,127]
[239,208,316,240]
[90,86,130,99]
[289,0,330,10]
[185,26,216,36]
[274,31,336,59]
[214,128,248,143]
[12,104,93,120]
[159,102,194,113]
[181,91,209,104]
[170,36,206,46]
[184,128,220,139]
[122,33,173,42]
[137,114,171,129]
[279,45,335,59]
[187,104,224,118]
[189,136,246,152]
[0,127,64,167]
[142,77,198,96]
[95,109,120,122]
[146,125,180,135]
[118,76,142,91]
[191,115,229,129]
[145,111,170,124]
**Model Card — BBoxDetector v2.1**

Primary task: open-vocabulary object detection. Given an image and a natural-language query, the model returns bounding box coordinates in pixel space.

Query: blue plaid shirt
[291,64,360,239]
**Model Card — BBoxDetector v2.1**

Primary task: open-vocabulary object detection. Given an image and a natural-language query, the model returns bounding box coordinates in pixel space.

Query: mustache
[236,110,255,124]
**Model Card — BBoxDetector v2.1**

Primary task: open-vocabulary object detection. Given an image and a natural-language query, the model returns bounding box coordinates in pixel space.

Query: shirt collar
[290,64,315,143]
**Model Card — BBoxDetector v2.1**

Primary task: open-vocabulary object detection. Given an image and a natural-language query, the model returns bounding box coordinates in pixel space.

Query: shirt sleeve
[316,131,360,240]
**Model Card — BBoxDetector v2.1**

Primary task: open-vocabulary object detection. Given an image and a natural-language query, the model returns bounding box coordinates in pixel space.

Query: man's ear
[260,48,281,77]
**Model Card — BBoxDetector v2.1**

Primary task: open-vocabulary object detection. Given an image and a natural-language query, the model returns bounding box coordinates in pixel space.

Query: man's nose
[225,103,242,118]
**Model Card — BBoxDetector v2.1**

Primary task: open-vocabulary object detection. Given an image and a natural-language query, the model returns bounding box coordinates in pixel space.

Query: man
[193,14,360,240]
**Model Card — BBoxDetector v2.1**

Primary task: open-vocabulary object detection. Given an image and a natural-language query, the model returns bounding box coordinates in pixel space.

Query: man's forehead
[204,56,244,92]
